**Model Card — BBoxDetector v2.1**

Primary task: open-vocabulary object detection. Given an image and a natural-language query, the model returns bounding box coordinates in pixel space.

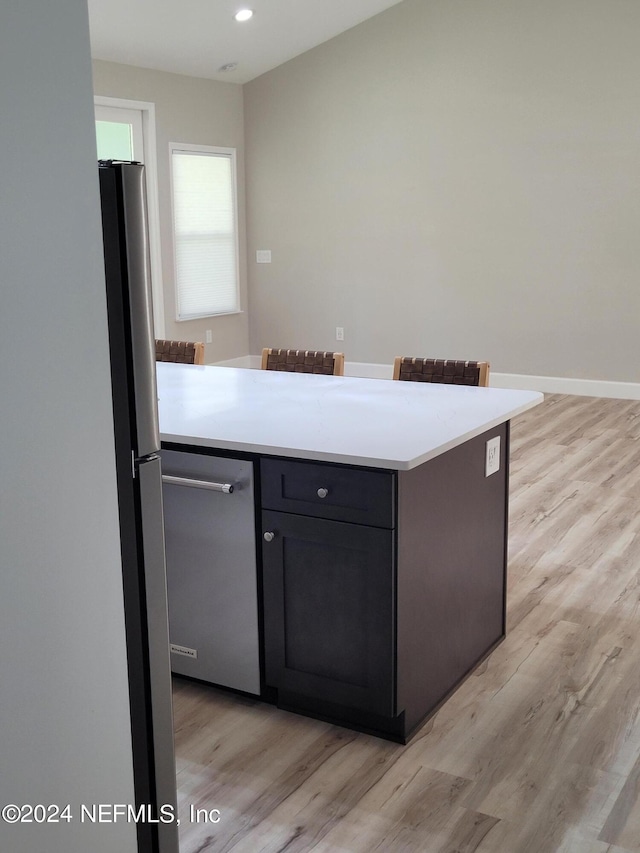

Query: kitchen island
[157,362,542,742]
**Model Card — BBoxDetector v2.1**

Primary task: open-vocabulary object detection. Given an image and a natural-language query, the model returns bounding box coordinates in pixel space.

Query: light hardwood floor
[173,394,640,853]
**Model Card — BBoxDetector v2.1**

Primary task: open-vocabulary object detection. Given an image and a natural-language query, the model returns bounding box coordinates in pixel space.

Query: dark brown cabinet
[260,424,509,743]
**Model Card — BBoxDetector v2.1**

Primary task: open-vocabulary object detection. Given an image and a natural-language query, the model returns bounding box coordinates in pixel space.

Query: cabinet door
[262,510,395,716]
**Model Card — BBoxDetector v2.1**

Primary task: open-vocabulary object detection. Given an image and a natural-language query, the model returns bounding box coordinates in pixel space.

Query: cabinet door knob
[317,487,329,499]
[263,531,275,542]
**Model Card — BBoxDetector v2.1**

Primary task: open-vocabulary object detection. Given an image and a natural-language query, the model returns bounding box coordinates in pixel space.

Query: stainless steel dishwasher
[160,449,260,695]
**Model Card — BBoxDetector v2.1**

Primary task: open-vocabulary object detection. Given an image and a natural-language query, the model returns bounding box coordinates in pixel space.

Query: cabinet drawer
[261,458,395,528]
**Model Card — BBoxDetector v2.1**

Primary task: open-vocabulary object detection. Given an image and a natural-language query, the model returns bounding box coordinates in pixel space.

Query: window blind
[171,147,239,320]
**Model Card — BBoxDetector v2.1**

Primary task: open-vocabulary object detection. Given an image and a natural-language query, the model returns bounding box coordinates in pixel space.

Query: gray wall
[0,4,137,851]
[244,0,640,382]
[92,60,249,363]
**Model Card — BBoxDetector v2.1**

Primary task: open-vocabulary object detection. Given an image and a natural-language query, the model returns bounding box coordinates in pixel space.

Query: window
[170,144,240,320]
[94,97,165,337]
[95,104,143,161]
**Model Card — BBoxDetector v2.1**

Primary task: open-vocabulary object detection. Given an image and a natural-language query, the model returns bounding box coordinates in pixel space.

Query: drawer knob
[263,531,275,542]
[317,487,329,499]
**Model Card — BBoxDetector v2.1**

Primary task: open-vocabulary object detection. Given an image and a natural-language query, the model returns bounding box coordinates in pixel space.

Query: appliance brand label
[170,643,197,659]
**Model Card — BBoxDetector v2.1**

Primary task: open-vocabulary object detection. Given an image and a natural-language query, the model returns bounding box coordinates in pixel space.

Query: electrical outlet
[336,327,344,341]
[485,436,501,477]
[205,330,212,344]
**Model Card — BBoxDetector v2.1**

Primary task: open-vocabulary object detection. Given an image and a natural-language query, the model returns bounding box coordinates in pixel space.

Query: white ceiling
[87,0,405,85]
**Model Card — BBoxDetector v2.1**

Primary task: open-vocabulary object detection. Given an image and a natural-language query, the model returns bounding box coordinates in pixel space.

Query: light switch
[256,250,271,263]
[485,436,500,477]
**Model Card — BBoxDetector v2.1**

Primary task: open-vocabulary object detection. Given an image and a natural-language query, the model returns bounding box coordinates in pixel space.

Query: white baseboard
[212,356,640,400]
[344,361,394,379]
[211,355,258,369]
[490,372,640,400]
[211,355,390,376]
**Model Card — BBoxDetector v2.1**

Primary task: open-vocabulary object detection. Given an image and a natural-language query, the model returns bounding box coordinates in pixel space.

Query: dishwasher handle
[161,473,234,494]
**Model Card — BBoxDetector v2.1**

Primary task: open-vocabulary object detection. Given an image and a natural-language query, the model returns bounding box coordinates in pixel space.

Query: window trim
[169,142,241,322]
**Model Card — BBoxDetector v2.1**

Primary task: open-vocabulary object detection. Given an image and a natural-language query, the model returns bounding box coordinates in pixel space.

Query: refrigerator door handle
[121,164,161,457]
[162,473,234,494]
[137,456,179,853]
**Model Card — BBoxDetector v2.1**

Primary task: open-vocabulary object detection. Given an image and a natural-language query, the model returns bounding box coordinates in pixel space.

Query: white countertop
[156,363,542,470]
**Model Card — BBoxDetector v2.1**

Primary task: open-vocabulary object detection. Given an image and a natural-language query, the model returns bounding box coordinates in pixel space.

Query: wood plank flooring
[173,394,640,852]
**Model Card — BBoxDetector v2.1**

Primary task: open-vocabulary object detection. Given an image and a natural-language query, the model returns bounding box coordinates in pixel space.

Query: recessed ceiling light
[234,9,253,22]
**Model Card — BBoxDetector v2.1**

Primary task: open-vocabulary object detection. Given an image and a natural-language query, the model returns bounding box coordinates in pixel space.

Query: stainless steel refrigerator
[99,161,178,853]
